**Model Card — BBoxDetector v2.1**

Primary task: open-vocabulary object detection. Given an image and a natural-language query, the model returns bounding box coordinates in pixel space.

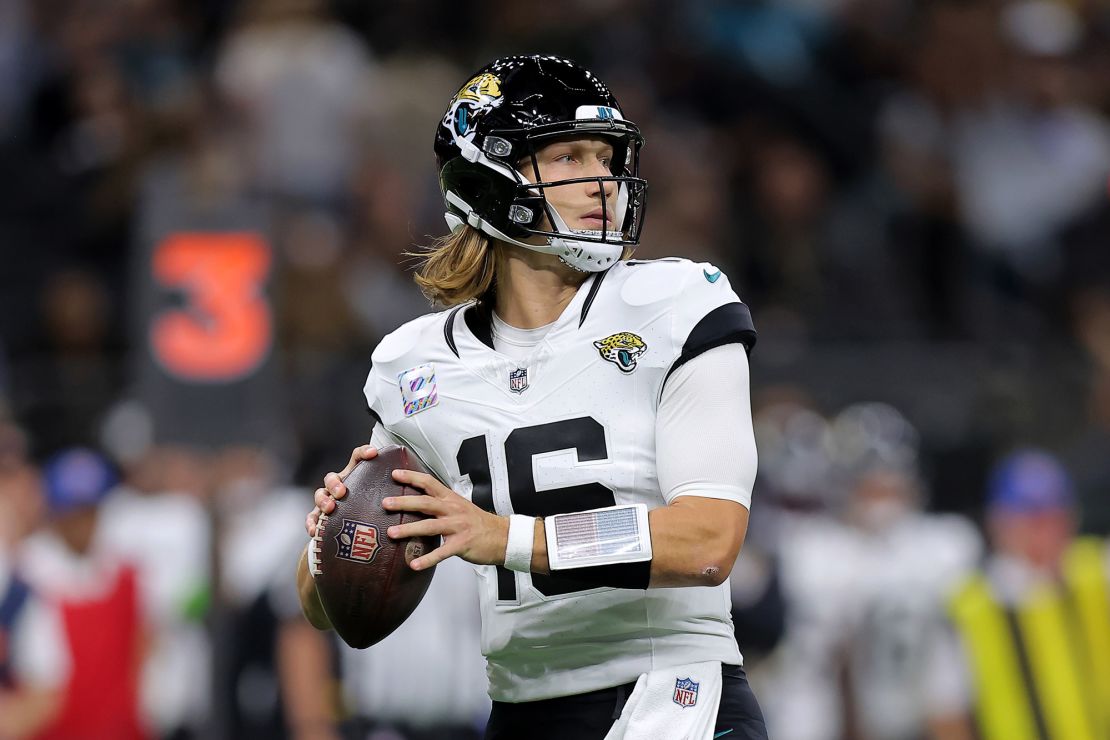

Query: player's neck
[493,244,588,329]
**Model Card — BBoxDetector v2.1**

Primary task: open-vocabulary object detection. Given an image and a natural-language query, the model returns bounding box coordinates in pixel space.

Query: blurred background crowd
[1,0,1109,738]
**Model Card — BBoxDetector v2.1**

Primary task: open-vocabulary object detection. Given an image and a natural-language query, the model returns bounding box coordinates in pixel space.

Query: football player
[298,55,766,740]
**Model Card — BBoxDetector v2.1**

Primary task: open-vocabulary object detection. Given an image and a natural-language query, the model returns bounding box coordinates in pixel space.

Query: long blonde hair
[410,226,500,306]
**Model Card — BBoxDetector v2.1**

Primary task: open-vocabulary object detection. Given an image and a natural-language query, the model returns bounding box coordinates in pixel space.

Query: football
[312,445,439,649]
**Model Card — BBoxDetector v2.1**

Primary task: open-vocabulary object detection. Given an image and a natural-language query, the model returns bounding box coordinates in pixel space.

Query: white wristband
[504,514,536,573]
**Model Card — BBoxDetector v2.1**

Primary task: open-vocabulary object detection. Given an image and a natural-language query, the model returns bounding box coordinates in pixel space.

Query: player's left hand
[383,469,509,570]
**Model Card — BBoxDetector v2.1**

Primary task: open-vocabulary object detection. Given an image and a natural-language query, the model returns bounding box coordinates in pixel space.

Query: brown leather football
[311,445,439,649]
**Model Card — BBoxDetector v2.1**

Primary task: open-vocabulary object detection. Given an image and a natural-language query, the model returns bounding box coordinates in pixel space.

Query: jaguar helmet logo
[594,332,647,374]
[443,72,504,146]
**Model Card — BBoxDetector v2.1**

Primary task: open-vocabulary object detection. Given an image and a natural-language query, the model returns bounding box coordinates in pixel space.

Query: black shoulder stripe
[444,305,465,358]
[625,257,683,266]
[579,267,612,327]
[663,302,757,387]
[465,301,496,350]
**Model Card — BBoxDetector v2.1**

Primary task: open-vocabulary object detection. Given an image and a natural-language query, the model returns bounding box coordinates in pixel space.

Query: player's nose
[585,171,616,201]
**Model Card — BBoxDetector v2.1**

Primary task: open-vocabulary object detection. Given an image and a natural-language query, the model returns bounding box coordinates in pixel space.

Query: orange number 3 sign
[150,232,273,383]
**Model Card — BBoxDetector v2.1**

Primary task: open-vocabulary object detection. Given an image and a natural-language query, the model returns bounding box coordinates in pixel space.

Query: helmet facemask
[500,121,647,271]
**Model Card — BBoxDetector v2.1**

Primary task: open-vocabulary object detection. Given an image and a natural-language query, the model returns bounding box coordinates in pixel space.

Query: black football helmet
[434,55,647,272]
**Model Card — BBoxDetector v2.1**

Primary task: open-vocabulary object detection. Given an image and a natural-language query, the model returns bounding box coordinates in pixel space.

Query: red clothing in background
[34,564,146,740]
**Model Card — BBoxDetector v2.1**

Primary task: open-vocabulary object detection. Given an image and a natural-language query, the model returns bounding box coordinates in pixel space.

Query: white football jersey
[363,258,757,702]
[763,511,981,740]
[849,513,982,740]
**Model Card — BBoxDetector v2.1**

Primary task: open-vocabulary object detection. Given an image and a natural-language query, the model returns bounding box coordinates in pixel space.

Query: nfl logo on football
[509,367,529,394]
[336,519,380,563]
[672,677,699,708]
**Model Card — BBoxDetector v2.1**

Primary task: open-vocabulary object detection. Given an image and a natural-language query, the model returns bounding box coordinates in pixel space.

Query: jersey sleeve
[360,313,453,484]
[363,362,387,430]
[656,344,757,507]
[362,311,443,432]
[665,261,756,388]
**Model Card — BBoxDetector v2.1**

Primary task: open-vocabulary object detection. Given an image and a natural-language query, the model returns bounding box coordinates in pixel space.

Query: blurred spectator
[829,404,980,740]
[216,448,331,739]
[928,449,1110,740]
[759,402,980,740]
[20,448,147,740]
[736,124,925,340]
[214,0,381,206]
[96,436,213,739]
[876,0,1110,342]
[11,270,122,455]
[951,0,1110,274]
[0,457,68,739]
[747,400,858,740]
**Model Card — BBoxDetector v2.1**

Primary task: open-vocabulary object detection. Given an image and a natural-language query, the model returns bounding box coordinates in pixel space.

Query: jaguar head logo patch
[442,72,503,150]
[593,332,647,374]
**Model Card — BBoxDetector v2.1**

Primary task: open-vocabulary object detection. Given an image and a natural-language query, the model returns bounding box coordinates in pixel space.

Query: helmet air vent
[484,136,513,157]
[509,205,534,224]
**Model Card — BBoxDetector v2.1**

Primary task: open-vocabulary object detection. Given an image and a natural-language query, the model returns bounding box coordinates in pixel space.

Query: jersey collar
[444,267,612,358]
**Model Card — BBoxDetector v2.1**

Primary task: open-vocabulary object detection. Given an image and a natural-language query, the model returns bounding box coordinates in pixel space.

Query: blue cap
[42,448,117,514]
[987,449,1074,513]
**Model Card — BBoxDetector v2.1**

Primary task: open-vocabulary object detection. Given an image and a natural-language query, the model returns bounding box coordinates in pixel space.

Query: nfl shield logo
[509,367,529,394]
[335,519,380,564]
[673,677,699,708]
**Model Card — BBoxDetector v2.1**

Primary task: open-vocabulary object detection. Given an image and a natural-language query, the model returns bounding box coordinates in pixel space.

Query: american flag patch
[545,504,653,571]
[553,506,642,560]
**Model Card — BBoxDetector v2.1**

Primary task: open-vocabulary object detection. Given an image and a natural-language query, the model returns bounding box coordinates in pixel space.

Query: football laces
[310,511,328,577]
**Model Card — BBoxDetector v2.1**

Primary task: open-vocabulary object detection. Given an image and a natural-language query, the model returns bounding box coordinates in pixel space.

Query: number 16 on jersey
[455,416,619,601]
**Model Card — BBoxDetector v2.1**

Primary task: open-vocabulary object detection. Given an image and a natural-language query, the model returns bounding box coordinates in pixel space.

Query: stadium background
[1,0,1109,738]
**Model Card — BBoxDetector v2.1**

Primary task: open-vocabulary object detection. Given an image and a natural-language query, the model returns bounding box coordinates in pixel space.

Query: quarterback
[298,55,767,739]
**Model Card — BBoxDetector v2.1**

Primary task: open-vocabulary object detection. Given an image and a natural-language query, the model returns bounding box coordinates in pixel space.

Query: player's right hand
[306,445,378,537]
